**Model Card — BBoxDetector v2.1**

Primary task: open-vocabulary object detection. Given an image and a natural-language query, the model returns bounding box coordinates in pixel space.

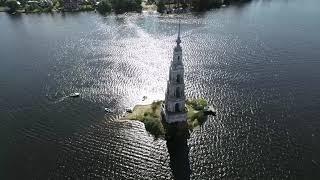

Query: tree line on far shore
[193,0,251,11]
[0,0,142,14]
[1,0,251,15]
[97,0,252,14]
[1,0,69,13]
[156,0,251,13]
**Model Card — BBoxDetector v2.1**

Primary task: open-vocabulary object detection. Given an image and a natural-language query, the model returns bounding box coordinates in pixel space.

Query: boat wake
[45,91,79,104]
[46,96,69,104]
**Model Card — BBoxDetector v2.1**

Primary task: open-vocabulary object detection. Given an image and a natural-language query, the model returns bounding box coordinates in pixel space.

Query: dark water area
[1,0,320,179]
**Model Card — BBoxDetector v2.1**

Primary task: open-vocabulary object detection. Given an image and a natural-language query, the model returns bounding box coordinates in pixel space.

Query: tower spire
[176,20,181,45]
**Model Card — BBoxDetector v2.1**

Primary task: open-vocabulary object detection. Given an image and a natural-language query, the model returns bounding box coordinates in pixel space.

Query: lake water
[1,0,320,179]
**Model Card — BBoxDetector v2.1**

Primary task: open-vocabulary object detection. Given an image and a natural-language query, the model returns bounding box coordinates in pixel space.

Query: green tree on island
[97,0,112,14]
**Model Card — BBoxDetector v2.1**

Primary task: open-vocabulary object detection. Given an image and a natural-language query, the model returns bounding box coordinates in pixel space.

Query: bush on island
[188,98,208,110]
[151,101,161,112]
[143,116,164,138]
[191,110,205,124]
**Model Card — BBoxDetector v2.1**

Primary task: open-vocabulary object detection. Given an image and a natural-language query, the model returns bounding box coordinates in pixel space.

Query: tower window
[178,56,180,61]
[176,87,181,98]
[175,103,180,112]
[176,74,181,83]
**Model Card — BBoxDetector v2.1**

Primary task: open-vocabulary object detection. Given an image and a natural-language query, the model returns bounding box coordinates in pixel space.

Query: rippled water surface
[1,0,320,179]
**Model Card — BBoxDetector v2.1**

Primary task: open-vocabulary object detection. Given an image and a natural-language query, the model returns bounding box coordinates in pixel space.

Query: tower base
[161,112,190,141]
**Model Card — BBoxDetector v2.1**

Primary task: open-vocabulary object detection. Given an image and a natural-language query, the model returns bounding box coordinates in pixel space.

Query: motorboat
[125,108,133,113]
[204,105,217,116]
[69,93,80,97]
[104,108,113,113]
[142,96,147,101]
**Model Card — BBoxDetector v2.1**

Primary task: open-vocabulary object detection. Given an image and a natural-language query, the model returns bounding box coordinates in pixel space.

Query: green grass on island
[123,99,209,138]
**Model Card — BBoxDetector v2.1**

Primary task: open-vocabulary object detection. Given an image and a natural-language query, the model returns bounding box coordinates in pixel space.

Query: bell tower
[161,22,187,124]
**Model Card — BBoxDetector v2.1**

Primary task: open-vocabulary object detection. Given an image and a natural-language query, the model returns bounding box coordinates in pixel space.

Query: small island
[122,98,214,138]
[119,22,217,140]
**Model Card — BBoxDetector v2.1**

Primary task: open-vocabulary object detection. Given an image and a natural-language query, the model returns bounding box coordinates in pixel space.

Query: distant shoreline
[1,0,252,15]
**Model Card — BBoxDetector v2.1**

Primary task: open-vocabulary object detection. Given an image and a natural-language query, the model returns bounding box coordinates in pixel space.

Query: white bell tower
[161,22,187,124]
